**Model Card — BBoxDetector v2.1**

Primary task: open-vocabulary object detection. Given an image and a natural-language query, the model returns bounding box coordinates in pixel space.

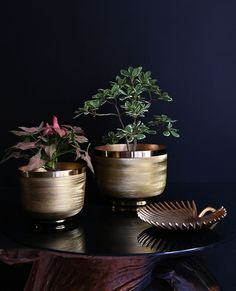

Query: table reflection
[0,200,230,256]
[22,223,86,253]
[93,211,151,254]
[137,226,221,254]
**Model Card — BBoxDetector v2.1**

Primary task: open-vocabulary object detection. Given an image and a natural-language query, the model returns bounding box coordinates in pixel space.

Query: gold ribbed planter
[94,144,167,206]
[19,162,87,223]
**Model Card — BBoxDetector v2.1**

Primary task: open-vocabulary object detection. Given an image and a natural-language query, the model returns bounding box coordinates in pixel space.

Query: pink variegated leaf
[73,127,84,134]
[62,124,72,130]
[21,153,45,172]
[10,130,39,137]
[54,127,67,137]
[52,116,66,136]
[42,123,53,136]
[18,121,44,133]
[46,117,66,136]
[75,135,88,143]
[10,130,31,136]
[63,125,84,134]
[81,152,94,174]
[75,148,81,160]
[12,142,37,150]
[44,144,57,158]
[0,151,25,163]
[52,116,60,129]
[7,151,24,159]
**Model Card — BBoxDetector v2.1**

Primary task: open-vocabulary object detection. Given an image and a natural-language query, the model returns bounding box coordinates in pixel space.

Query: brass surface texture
[94,144,167,199]
[94,143,166,158]
[19,162,86,178]
[137,200,227,230]
[19,162,86,221]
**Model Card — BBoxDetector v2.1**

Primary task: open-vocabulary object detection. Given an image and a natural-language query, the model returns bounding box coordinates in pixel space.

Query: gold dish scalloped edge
[136,200,227,230]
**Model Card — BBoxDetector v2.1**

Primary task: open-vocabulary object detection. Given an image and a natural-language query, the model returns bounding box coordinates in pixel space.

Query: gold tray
[136,200,227,230]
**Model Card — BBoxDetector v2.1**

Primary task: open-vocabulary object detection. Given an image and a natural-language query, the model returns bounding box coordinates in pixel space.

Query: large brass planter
[94,144,167,206]
[19,162,87,223]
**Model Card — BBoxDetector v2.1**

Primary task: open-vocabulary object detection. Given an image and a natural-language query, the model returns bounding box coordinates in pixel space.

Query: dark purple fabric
[0,249,221,291]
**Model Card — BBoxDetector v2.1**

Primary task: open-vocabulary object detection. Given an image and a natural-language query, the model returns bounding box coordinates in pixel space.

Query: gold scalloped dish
[136,200,227,230]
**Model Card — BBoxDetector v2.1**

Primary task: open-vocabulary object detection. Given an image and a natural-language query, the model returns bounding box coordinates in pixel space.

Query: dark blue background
[1,0,236,185]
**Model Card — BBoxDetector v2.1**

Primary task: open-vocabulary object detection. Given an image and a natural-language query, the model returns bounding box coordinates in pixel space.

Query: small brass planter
[94,144,167,206]
[19,162,87,223]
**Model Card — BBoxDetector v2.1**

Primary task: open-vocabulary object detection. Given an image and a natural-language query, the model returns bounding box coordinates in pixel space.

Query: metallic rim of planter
[19,162,87,178]
[94,144,167,158]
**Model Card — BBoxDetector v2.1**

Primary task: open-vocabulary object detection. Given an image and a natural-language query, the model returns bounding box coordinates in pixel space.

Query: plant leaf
[12,142,37,150]
[21,153,45,172]
[44,144,57,159]
[81,152,94,174]
[75,135,88,143]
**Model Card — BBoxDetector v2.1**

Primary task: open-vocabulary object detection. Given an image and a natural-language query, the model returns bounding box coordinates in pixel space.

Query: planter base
[31,216,78,231]
[110,197,157,212]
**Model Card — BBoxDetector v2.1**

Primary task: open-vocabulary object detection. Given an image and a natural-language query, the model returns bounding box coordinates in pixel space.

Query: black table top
[0,183,235,258]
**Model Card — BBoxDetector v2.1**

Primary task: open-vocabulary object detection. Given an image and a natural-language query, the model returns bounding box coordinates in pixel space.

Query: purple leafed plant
[1,116,94,173]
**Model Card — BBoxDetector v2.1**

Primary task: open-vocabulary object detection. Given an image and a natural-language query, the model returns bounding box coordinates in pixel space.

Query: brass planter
[19,162,87,223]
[94,144,167,205]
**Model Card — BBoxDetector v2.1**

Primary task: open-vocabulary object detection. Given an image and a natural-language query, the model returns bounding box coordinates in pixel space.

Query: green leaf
[159,92,173,102]
[163,131,170,136]
[120,69,128,77]
[170,130,180,138]
[145,71,151,79]
[136,134,146,140]
[131,67,142,78]
[128,67,133,74]
[125,124,133,133]
[167,122,173,129]
[111,84,119,94]
[102,131,120,144]
[148,130,156,135]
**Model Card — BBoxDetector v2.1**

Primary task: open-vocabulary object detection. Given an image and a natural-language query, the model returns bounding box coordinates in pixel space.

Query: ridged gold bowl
[19,162,87,223]
[137,200,227,230]
[94,144,167,205]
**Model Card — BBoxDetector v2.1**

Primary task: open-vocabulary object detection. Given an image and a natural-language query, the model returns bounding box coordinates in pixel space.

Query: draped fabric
[0,248,221,291]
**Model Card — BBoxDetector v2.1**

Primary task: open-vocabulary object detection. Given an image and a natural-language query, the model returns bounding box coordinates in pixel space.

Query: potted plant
[74,66,179,207]
[1,115,94,223]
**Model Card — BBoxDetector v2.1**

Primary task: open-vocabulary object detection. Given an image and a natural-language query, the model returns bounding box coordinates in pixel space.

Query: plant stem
[92,113,119,117]
[133,139,137,155]
[114,102,130,152]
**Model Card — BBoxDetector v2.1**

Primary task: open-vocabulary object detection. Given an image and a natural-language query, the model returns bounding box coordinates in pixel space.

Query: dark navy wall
[1,0,236,185]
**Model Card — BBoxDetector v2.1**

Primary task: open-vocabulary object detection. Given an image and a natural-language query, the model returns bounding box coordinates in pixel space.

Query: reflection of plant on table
[1,116,93,172]
[75,66,180,151]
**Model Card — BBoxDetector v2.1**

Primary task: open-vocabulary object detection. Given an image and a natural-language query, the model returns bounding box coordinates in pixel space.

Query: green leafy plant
[1,116,94,172]
[74,66,180,151]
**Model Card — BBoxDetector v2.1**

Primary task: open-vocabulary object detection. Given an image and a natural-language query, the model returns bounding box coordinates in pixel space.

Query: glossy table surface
[0,183,235,290]
[0,183,235,257]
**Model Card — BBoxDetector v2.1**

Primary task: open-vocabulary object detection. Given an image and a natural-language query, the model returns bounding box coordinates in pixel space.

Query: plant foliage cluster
[75,66,179,150]
[1,116,93,172]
